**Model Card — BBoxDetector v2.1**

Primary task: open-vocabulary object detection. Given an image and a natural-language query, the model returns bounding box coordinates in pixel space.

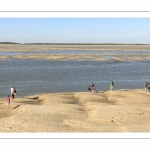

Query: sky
[0,18,150,44]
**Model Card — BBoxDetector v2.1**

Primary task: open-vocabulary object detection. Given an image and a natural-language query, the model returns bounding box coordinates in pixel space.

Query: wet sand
[0,44,150,61]
[1,89,150,132]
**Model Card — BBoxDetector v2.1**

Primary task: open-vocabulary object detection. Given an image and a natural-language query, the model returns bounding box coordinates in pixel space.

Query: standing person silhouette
[6,95,11,109]
[88,85,92,92]
[11,86,15,102]
[144,82,148,92]
[13,87,17,102]
[110,81,114,91]
[92,83,96,92]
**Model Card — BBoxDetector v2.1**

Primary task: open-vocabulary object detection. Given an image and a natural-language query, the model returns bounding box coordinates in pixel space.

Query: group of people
[144,82,150,92]
[88,81,150,93]
[88,81,114,92]
[88,83,96,92]
[5,86,17,109]
[10,86,17,102]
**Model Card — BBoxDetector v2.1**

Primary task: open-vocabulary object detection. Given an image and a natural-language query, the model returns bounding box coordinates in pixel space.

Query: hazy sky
[0,18,150,44]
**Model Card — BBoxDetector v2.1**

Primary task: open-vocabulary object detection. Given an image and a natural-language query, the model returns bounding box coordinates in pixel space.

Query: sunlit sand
[0,89,150,132]
[0,44,150,132]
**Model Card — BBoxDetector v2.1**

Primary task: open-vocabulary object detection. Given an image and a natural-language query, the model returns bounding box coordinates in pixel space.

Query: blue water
[0,59,149,98]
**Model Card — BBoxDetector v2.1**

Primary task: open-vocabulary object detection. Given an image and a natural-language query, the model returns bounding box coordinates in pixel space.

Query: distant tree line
[0,42,150,45]
[0,42,19,44]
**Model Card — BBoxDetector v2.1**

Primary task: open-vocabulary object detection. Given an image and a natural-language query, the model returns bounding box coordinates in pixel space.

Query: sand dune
[0,89,150,132]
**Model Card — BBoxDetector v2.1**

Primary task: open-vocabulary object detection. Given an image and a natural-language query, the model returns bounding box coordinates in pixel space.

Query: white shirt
[11,87,13,94]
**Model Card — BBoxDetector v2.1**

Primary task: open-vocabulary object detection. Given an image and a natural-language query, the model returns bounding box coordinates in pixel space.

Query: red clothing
[92,85,95,90]
[6,97,10,103]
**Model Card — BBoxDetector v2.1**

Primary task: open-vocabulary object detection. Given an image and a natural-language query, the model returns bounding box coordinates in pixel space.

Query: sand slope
[0,89,150,132]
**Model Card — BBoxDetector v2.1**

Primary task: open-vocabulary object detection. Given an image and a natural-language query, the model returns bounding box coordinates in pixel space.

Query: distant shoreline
[0,42,150,45]
[0,44,150,61]
[1,43,150,51]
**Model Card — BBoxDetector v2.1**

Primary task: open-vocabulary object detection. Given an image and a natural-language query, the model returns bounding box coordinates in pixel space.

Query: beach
[0,89,150,132]
[0,44,150,132]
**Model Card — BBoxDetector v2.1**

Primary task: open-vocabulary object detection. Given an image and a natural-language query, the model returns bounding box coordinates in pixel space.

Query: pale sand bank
[0,44,150,61]
[0,89,150,132]
[1,44,150,51]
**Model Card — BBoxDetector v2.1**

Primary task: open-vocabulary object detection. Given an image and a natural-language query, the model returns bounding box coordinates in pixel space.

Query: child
[6,95,11,109]
[92,83,96,92]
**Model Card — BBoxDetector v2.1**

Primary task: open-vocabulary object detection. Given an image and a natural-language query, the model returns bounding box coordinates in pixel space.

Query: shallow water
[0,59,149,98]
[38,50,150,55]
[1,50,150,56]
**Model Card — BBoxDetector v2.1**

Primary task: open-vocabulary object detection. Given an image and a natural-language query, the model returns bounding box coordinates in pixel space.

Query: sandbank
[0,89,150,132]
[0,44,150,61]
[1,44,150,51]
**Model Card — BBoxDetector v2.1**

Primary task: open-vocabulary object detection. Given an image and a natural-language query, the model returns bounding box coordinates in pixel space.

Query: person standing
[110,81,114,91]
[6,95,11,109]
[13,87,17,101]
[92,83,96,92]
[11,86,13,97]
[144,82,148,92]
[147,83,150,93]
[10,86,15,102]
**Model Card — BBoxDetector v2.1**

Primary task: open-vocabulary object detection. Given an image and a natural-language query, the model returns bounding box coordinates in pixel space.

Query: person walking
[6,95,11,109]
[110,81,114,91]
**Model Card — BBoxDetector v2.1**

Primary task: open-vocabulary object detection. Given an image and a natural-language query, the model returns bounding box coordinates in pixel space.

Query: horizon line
[0,42,150,45]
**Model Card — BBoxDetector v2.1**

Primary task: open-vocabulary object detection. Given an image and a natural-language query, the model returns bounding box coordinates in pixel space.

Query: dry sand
[1,44,150,51]
[0,89,150,132]
[1,44,150,132]
[0,44,150,61]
